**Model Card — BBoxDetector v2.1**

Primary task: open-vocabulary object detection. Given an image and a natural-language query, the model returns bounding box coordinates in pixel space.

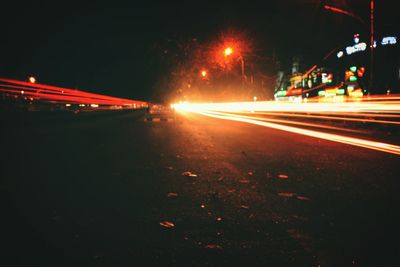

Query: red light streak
[0,77,148,107]
[324,5,364,23]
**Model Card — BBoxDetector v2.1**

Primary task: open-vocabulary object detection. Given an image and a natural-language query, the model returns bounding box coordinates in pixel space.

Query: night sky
[1,0,398,100]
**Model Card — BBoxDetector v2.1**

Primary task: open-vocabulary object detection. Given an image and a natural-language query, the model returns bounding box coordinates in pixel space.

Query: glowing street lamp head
[29,76,36,83]
[224,47,233,56]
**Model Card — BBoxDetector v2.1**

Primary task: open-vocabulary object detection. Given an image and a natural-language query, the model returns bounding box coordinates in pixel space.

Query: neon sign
[322,73,333,84]
[381,36,397,45]
[275,90,287,97]
[346,42,367,55]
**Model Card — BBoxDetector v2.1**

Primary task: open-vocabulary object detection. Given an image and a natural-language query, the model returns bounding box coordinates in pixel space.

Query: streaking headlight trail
[173,99,400,156]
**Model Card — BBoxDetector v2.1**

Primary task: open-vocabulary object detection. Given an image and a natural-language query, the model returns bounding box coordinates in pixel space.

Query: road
[1,109,400,266]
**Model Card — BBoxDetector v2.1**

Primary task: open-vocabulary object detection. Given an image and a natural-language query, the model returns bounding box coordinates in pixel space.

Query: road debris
[205,244,222,249]
[296,195,311,201]
[159,221,175,228]
[167,192,178,198]
[182,171,198,177]
[278,192,296,198]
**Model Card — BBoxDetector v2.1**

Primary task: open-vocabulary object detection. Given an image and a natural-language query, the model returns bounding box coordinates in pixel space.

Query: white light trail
[173,99,400,156]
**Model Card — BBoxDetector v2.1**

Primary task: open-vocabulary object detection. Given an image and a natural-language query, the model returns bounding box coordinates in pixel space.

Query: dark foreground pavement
[1,110,400,266]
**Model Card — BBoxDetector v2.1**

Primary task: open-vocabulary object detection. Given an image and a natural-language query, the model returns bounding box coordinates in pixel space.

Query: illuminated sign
[354,34,360,44]
[275,90,287,97]
[337,88,345,95]
[349,76,358,82]
[322,73,333,84]
[318,90,326,96]
[325,88,338,96]
[381,36,397,45]
[346,42,367,55]
[287,88,302,95]
[348,89,363,98]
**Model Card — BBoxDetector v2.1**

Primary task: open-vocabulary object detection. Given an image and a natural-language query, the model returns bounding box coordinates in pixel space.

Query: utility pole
[369,0,374,93]
[239,56,245,88]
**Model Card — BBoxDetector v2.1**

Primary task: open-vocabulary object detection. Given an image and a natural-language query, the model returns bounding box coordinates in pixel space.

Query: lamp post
[224,47,245,87]
[369,0,374,92]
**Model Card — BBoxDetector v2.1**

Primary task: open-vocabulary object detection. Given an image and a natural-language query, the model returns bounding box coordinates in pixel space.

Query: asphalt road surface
[1,109,400,266]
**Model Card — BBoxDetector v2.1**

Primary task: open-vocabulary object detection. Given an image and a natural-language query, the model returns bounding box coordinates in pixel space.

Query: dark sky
[0,0,398,100]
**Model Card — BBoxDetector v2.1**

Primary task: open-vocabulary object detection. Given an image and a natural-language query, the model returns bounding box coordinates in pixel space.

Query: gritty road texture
[1,110,400,266]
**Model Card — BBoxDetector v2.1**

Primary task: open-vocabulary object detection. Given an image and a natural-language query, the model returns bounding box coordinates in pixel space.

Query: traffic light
[345,66,364,82]
[357,67,365,77]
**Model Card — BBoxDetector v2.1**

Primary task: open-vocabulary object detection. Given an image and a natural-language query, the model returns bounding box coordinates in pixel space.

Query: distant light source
[337,51,344,58]
[29,76,36,83]
[349,76,358,82]
[275,90,287,97]
[201,70,207,77]
[381,36,397,45]
[346,42,367,55]
[253,96,257,101]
[224,47,233,56]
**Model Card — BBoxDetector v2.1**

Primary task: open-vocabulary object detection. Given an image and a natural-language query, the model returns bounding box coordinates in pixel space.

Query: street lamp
[224,47,233,56]
[29,76,36,83]
[223,46,245,87]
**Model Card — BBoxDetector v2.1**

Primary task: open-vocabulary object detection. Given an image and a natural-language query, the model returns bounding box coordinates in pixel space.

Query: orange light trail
[240,111,400,125]
[173,99,400,156]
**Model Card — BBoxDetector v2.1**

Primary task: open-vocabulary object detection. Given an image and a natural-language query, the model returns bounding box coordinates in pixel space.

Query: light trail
[173,100,400,114]
[0,78,148,108]
[241,111,400,125]
[174,100,400,156]
[200,111,400,155]
[206,110,368,134]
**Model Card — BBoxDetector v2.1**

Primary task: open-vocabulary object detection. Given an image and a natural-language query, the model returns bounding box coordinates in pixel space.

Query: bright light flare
[224,47,233,56]
[173,99,400,156]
